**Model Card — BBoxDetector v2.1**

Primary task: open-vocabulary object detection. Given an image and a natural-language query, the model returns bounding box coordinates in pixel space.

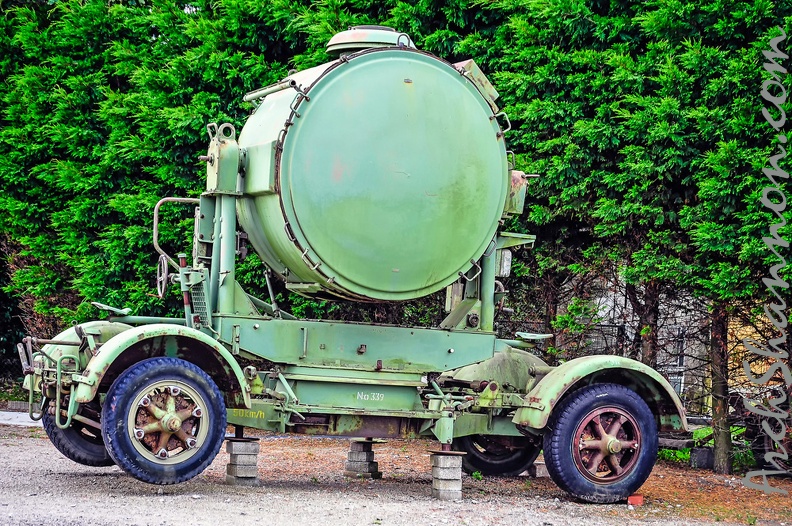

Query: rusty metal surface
[288,414,422,439]
[571,407,642,484]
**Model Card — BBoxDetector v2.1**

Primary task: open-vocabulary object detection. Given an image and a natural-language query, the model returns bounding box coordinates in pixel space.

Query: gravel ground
[0,424,782,526]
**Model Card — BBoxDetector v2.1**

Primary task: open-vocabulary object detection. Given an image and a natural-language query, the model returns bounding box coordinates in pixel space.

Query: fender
[73,324,251,409]
[512,355,688,433]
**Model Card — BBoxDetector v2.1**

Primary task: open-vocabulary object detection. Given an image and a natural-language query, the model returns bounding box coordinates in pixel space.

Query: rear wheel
[101,357,226,484]
[453,434,540,476]
[543,383,657,503]
[42,401,114,467]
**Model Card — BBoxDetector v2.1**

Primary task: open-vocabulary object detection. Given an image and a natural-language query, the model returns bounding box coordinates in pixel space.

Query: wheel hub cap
[572,407,642,484]
[127,381,208,465]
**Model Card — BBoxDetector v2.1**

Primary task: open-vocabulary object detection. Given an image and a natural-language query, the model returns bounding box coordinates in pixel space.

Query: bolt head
[185,438,197,449]
[168,386,181,396]
[140,397,151,407]
[157,448,169,459]
[192,407,203,418]
[134,428,145,440]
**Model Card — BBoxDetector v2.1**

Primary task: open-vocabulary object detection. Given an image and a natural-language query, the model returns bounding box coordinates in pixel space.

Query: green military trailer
[18,26,687,503]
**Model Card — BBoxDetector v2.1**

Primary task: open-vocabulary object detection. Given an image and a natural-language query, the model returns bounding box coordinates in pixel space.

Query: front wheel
[543,383,658,503]
[101,357,227,484]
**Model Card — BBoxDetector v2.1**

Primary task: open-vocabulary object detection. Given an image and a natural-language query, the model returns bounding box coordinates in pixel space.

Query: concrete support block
[430,455,462,468]
[344,440,382,479]
[227,464,258,478]
[225,475,260,487]
[430,453,463,502]
[229,454,258,466]
[432,488,462,501]
[226,441,260,455]
[225,439,260,486]
[350,441,374,452]
[432,478,462,491]
[347,451,375,462]
[524,462,549,478]
[345,460,379,472]
[432,466,462,480]
[345,440,382,479]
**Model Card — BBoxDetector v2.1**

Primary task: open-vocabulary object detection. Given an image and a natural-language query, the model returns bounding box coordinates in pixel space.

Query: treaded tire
[543,383,658,503]
[42,409,114,467]
[453,435,540,476]
[101,357,227,484]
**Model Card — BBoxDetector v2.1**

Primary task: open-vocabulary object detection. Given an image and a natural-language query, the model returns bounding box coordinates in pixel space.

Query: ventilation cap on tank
[326,25,416,57]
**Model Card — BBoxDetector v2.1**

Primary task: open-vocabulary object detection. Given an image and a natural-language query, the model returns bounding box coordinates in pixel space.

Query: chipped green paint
[73,324,250,409]
[511,355,689,433]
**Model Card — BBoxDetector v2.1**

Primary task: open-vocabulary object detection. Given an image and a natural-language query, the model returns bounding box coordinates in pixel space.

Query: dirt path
[0,424,789,526]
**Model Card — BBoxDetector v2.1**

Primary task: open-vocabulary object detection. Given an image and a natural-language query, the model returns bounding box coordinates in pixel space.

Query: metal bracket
[458,259,482,282]
[235,232,248,260]
[300,248,321,271]
[490,112,511,136]
[231,325,241,355]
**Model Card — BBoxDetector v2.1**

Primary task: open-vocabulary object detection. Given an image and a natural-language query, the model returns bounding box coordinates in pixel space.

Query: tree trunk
[625,281,661,367]
[710,302,732,474]
[544,275,561,350]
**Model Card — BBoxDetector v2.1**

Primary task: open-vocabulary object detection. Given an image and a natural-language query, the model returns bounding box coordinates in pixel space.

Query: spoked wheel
[453,434,540,476]
[101,357,226,484]
[543,383,657,503]
[42,400,114,467]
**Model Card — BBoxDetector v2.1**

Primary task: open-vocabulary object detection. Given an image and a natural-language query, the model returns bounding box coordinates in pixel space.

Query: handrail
[153,197,200,270]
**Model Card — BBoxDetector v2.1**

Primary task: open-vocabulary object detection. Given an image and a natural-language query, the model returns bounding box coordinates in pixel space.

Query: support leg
[344,438,383,479]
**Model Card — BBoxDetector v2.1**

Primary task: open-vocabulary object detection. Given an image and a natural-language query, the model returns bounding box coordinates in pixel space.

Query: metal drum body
[237,48,508,301]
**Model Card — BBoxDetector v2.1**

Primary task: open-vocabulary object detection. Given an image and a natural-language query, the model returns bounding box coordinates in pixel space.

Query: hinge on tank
[284,222,296,242]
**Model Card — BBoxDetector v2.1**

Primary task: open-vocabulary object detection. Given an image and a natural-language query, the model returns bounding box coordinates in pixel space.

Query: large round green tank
[237,27,508,301]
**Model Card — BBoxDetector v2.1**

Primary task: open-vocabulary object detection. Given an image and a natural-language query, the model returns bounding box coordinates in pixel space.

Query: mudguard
[512,355,688,433]
[72,324,250,408]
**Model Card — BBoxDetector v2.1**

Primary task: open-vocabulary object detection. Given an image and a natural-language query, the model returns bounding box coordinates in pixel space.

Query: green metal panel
[511,355,689,432]
[218,315,496,373]
[227,402,280,430]
[237,48,508,301]
[292,381,421,411]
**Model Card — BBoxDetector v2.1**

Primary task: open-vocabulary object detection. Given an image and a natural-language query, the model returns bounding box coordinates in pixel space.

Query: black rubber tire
[543,383,658,503]
[101,357,227,484]
[453,435,540,476]
[42,408,115,467]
